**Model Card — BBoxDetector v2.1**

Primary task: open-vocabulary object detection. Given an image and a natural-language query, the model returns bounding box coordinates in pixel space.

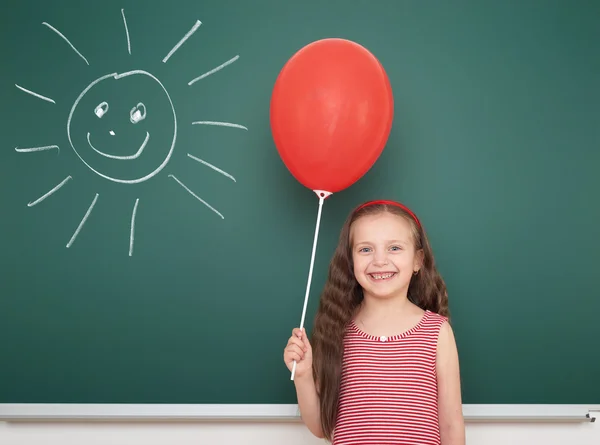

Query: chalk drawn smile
[86,131,150,160]
[15,9,249,256]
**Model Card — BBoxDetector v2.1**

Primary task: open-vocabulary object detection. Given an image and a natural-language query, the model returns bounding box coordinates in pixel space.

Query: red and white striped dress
[333,310,447,445]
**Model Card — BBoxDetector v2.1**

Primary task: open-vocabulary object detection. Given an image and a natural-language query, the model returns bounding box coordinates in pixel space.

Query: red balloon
[270,38,394,194]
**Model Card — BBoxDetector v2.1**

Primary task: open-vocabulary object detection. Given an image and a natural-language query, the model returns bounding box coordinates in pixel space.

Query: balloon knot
[313,190,333,201]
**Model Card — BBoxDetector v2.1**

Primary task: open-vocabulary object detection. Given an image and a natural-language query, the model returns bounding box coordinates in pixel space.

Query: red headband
[356,199,421,229]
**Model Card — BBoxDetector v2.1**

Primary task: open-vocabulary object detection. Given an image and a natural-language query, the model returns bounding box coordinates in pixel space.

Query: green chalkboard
[1,0,599,409]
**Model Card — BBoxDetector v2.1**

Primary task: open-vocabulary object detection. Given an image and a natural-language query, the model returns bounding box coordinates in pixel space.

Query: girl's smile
[367,272,397,281]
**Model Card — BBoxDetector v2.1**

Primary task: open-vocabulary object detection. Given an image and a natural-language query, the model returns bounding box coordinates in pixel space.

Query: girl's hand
[283,328,313,379]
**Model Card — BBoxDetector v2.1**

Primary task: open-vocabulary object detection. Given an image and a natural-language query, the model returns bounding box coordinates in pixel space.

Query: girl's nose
[373,253,389,266]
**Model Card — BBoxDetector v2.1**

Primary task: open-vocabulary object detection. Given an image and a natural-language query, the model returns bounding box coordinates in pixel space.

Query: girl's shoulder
[423,309,449,325]
[420,310,450,336]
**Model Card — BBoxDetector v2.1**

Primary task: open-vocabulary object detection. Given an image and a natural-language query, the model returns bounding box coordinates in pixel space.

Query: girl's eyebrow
[354,239,408,246]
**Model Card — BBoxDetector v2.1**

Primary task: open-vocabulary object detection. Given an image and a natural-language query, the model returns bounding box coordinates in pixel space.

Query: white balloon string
[291,190,332,381]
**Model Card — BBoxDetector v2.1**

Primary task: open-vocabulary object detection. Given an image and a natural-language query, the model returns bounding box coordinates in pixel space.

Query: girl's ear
[414,249,425,273]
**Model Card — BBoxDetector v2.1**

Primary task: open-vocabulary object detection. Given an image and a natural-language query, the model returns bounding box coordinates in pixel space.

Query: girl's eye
[359,247,371,253]
[390,246,402,251]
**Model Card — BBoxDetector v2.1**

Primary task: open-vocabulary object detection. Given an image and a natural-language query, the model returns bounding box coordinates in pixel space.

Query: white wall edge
[0,404,598,422]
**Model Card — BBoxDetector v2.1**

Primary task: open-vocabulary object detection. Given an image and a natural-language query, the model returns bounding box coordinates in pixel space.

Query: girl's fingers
[285,344,305,359]
[287,336,307,351]
[286,351,303,364]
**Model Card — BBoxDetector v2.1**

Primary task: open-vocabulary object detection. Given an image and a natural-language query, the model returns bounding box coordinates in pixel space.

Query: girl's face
[350,212,423,300]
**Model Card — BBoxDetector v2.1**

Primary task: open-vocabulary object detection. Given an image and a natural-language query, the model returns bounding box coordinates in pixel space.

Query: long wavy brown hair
[310,201,449,441]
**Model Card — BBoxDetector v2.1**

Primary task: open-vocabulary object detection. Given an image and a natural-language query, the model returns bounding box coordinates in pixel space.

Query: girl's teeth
[372,273,394,280]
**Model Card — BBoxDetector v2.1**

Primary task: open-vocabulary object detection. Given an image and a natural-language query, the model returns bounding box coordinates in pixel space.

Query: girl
[283,200,465,445]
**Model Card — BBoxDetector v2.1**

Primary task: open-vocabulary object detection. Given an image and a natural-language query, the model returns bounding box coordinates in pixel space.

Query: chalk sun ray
[129,198,139,256]
[42,22,89,65]
[187,153,236,182]
[168,174,224,219]
[188,55,239,85]
[66,193,98,248]
[15,145,60,154]
[162,19,201,63]
[192,121,247,130]
[27,176,72,207]
[15,84,56,104]
[121,9,131,55]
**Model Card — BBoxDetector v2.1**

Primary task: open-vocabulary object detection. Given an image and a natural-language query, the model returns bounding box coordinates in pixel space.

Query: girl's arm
[294,373,325,438]
[437,322,466,445]
[284,328,324,438]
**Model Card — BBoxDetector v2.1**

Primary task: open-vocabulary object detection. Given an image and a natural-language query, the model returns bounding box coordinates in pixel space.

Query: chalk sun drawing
[15,9,247,256]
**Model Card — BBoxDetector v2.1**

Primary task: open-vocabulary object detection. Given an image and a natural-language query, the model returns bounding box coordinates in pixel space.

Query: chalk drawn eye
[129,103,147,124]
[94,101,109,118]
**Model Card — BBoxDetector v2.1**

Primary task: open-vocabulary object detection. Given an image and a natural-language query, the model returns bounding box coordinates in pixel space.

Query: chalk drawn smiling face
[67,70,177,184]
